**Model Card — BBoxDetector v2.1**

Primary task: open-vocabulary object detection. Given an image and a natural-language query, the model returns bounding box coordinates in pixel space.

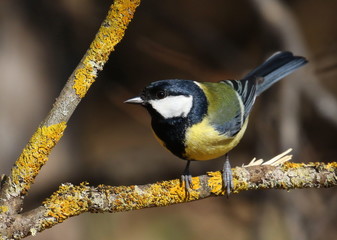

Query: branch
[0,0,140,236]
[3,161,337,238]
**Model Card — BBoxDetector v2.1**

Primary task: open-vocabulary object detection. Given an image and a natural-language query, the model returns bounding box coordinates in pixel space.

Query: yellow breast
[183,118,248,161]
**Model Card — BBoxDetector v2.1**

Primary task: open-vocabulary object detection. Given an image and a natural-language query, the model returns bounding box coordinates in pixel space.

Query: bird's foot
[181,173,193,192]
[223,154,234,197]
[181,160,193,195]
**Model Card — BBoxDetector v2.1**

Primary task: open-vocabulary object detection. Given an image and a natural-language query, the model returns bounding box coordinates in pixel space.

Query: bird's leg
[181,160,193,191]
[223,154,234,196]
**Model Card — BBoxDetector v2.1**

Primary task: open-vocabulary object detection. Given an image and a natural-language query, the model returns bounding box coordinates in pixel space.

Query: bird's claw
[181,160,193,194]
[223,154,234,197]
[181,174,193,192]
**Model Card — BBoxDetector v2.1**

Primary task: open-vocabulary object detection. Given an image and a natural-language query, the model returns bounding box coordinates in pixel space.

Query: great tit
[125,51,307,194]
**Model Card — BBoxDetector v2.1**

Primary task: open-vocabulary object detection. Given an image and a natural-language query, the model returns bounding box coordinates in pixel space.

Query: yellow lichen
[167,180,188,201]
[0,205,9,213]
[8,122,67,197]
[326,162,337,169]
[207,171,224,195]
[42,178,204,226]
[281,162,305,171]
[233,178,249,193]
[42,184,90,227]
[37,161,337,229]
[326,162,337,173]
[166,178,201,201]
[115,179,199,210]
[191,176,201,191]
[73,0,141,98]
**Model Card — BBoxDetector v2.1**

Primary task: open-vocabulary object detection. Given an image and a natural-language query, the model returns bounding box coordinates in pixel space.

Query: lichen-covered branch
[0,0,141,236]
[44,0,141,126]
[2,162,337,239]
[0,123,67,215]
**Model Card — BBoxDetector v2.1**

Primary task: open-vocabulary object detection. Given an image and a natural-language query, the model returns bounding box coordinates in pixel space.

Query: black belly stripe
[151,117,187,159]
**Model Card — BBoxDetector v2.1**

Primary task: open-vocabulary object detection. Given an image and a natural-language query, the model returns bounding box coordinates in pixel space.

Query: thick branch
[3,162,337,239]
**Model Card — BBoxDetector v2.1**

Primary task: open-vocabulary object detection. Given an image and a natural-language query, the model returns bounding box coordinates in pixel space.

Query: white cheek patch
[149,95,193,119]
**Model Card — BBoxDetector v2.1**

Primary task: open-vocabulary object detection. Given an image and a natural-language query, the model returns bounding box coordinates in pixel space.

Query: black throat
[151,116,187,159]
[146,81,208,159]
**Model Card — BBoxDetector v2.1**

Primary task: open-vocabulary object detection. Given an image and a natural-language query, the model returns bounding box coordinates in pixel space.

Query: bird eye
[156,90,167,99]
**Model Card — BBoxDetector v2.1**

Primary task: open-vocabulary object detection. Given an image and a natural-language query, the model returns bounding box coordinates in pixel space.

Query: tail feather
[242,51,308,96]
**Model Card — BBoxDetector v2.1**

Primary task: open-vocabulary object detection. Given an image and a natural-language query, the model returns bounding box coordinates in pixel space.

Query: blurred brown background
[1,0,337,239]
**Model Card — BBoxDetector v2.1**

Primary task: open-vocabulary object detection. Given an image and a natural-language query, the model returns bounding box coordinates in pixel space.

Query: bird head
[125,79,207,121]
